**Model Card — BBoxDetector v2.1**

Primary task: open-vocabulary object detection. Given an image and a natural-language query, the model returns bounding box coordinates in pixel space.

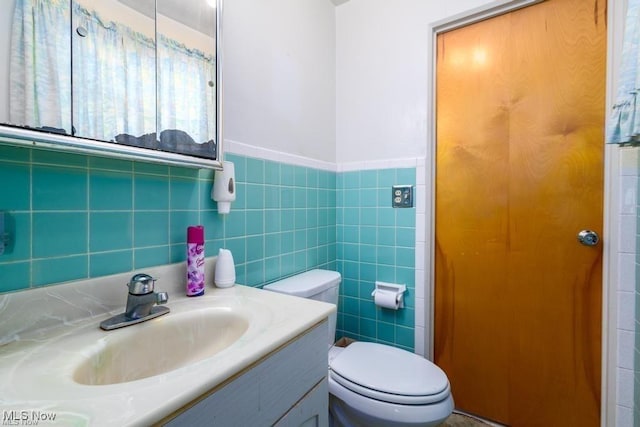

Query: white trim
[225,139,337,172]
[604,143,620,427]
[337,157,422,172]
[604,1,626,426]
[0,127,223,169]
[429,0,544,33]
[225,139,429,174]
[216,0,225,169]
[427,2,617,425]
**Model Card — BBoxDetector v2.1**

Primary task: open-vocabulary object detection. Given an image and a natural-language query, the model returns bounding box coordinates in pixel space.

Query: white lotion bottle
[215,248,236,288]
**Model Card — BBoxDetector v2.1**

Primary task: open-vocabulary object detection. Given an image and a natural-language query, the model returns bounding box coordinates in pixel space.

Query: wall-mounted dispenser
[211,161,236,214]
[371,281,406,310]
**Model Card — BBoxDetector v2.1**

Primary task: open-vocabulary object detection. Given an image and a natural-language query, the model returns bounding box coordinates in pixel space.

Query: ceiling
[117,0,216,37]
[116,0,348,37]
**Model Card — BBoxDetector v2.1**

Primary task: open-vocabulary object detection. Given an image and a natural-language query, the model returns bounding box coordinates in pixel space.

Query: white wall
[335,0,494,163]
[223,0,336,163]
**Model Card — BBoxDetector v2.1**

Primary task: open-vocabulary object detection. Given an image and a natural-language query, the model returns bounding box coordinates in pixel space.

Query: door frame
[424,1,622,426]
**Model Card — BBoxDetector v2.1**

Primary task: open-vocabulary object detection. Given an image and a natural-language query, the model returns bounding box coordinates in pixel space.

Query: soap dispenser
[212,161,235,214]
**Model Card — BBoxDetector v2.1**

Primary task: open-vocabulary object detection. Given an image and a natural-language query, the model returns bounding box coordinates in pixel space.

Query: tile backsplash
[0,142,417,352]
[0,144,337,292]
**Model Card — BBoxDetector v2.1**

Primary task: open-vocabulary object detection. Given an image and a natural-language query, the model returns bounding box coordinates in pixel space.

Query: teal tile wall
[0,143,336,292]
[335,167,417,352]
[218,153,337,286]
[0,142,417,354]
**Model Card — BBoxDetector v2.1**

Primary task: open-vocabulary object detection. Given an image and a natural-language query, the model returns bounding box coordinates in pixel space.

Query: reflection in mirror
[2,0,72,134]
[72,0,156,144]
[157,0,217,159]
[0,0,220,165]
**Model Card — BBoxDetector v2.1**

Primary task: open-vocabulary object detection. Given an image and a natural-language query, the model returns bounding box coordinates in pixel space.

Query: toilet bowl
[263,270,454,427]
[328,342,453,427]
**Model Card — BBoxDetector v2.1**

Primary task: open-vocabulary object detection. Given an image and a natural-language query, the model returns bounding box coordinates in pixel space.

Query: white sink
[0,263,335,426]
[73,308,249,385]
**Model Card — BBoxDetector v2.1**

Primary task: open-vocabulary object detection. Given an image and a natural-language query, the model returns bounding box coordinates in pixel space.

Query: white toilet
[263,269,454,427]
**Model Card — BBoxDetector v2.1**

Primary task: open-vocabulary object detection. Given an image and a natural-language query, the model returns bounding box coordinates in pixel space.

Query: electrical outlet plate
[392,185,413,208]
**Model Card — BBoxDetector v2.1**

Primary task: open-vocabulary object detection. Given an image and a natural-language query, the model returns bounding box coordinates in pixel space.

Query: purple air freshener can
[186,225,205,296]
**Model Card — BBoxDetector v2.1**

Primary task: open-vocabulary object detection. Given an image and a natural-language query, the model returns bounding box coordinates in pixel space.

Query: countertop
[0,260,335,426]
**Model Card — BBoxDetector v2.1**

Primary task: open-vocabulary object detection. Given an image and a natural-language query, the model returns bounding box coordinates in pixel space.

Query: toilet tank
[263,269,341,347]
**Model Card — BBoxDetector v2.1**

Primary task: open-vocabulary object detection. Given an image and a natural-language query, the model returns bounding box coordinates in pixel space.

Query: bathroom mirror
[0,0,222,168]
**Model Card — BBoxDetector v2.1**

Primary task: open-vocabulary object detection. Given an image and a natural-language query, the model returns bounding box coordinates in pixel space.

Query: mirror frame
[0,0,224,170]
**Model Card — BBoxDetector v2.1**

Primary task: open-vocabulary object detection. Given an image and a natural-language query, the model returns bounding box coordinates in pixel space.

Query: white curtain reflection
[9,0,216,148]
[157,34,216,146]
[10,0,72,133]
[72,2,156,141]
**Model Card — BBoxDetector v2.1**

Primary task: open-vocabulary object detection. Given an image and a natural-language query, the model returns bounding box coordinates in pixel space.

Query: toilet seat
[330,370,451,405]
[329,342,450,405]
[329,375,454,427]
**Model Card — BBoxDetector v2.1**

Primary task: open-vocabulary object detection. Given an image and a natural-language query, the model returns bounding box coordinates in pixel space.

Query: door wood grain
[434,0,606,425]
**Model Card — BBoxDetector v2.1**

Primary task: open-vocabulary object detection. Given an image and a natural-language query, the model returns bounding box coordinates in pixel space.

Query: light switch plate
[392,185,413,208]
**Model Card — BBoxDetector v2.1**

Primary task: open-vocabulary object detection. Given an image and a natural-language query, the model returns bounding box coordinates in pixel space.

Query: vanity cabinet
[162,321,329,427]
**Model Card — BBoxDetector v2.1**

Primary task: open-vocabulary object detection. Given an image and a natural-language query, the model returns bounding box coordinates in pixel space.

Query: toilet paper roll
[374,290,400,310]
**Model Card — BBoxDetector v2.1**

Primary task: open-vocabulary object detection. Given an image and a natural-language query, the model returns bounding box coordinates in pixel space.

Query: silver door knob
[577,230,599,246]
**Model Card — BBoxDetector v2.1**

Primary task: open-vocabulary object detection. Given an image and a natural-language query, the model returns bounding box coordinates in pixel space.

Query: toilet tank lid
[263,269,341,298]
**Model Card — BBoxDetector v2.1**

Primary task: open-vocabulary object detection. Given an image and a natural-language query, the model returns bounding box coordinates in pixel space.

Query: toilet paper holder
[371,281,406,309]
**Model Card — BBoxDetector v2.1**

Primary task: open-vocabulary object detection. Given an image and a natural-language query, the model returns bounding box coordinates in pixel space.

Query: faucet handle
[128,273,155,295]
[156,292,169,305]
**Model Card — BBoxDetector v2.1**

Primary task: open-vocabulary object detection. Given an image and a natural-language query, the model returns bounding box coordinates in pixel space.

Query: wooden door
[434,0,605,425]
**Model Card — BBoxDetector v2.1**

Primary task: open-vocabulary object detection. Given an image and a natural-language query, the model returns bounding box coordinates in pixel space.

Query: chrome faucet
[100,273,170,330]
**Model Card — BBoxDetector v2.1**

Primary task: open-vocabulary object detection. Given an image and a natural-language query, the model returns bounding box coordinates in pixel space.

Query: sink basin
[73,308,249,385]
[1,280,335,426]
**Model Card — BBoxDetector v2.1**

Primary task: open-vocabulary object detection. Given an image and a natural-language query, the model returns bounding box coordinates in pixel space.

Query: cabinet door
[163,322,328,427]
[274,379,328,427]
